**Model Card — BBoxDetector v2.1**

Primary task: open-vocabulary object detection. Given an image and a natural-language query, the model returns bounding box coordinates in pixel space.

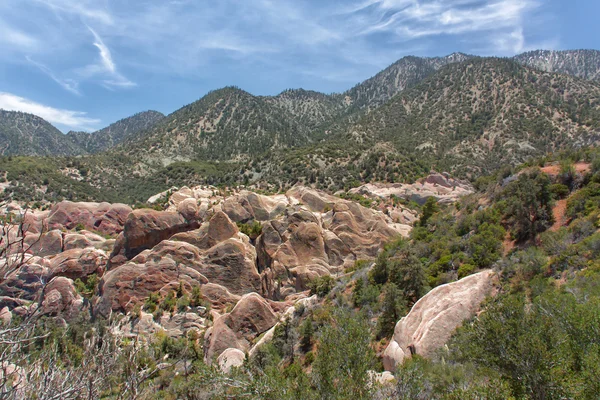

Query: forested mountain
[0,110,86,156]
[66,110,164,153]
[343,52,473,112]
[2,50,600,204]
[514,49,600,81]
[341,57,600,177]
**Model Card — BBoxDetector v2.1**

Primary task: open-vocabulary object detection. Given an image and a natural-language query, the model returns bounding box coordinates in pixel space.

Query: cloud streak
[26,56,81,95]
[0,92,101,130]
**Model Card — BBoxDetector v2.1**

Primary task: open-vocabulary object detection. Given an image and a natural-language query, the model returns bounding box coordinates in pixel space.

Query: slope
[66,110,164,153]
[0,110,86,156]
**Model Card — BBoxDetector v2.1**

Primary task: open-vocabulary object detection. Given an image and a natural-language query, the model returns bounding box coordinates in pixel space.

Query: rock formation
[383,270,496,371]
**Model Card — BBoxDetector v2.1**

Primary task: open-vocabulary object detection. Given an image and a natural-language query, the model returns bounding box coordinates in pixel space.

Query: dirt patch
[550,199,568,232]
[540,162,591,177]
[502,231,515,255]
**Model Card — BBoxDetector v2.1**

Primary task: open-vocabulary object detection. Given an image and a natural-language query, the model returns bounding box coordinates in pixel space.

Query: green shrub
[457,263,476,279]
[549,183,570,199]
[308,275,335,297]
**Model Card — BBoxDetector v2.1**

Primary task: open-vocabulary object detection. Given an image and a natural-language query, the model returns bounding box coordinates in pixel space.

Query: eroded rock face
[40,277,84,319]
[383,270,496,371]
[47,201,132,236]
[111,209,200,263]
[217,348,246,373]
[49,248,107,281]
[350,172,474,205]
[0,257,50,301]
[96,241,210,316]
[222,191,289,222]
[98,212,261,316]
[204,293,278,363]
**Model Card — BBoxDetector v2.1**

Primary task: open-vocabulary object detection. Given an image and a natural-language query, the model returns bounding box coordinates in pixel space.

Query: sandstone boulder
[0,257,50,300]
[47,201,132,236]
[49,248,107,281]
[204,293,278,362]
[217,348,246,373]
[383,270,496,371]
[115,209,200,260]
[97,241,210,316]
[24,229,63,257]
[40,277,84,318]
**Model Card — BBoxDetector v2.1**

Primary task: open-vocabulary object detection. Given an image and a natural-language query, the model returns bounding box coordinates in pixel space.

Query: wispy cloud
[0,20,39,50]
[33,0,114,25]
[0,0,558,117]
[0,92,101,130]
[26,56,81,95]
[86,27,136,89]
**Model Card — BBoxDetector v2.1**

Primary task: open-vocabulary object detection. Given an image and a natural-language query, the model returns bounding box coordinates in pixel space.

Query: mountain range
[1,49,600,203]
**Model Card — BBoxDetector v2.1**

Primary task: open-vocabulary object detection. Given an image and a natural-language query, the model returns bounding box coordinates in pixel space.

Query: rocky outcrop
[98,212,262,316]
[383,270,496,371]
[222,191,289,222]
[40,277,84,318]
[0,257,51,300]
[350,172,474,205]
[96,241,210,316]
[24,229,63,257]
[110,209,200,263]
[48,248,107,281]
[116,310,206,338]
[217,348,246,373]
[47,201,132,236]
[204,293,278,362]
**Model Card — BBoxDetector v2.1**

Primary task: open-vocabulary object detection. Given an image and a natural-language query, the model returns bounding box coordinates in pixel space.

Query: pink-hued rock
[204,293,278,362]
[350,172,474,206]
[0,257,51,301]
[24,229,63,257]
[47,201,132,236]
[49,248,107,280]
[118,209,200,259]
[96,241,210,316]
[40,277,84,318]
[383,270,496,371]
[217,348,246,373]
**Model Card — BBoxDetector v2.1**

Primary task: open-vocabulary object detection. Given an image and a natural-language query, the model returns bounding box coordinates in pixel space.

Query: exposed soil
[550,199,568,232]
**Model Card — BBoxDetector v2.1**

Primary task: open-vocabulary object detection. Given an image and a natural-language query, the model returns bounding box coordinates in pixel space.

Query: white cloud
[33,0,114,25]
[26,56,81,95]
[89,27,116,73]
[0,21,39,49]
[0,92,101,130]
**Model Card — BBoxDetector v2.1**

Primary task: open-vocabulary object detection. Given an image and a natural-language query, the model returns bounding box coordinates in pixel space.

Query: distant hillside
[118,87,324,163]
[0,110,86,156]
[67,110,164,153]
[343,52,474,112]
[514,49,600,81]
[343,58,600,177]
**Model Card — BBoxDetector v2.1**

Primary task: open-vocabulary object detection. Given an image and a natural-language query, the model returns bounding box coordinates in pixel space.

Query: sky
[0,0,598,133]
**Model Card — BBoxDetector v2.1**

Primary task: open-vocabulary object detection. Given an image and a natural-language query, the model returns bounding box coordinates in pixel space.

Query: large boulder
[112,209,200,261]
[40,277,84,318]
[217,348,246,373]
[48,248,107,281]
[96,240,210,316]
[383,270,496,371]
[171,211,239,251]
[0,257,51,301]
[222,191,288,222]
[24,229,63,257]
[204,293,278,362]
[47,201,132,236]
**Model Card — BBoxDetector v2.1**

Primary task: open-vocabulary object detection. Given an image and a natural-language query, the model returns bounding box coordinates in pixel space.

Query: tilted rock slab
[383,270,496,372]
[204,293,278,363]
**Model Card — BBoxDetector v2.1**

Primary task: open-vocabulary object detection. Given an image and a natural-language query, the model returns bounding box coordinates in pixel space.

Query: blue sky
[0,0,597,132]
